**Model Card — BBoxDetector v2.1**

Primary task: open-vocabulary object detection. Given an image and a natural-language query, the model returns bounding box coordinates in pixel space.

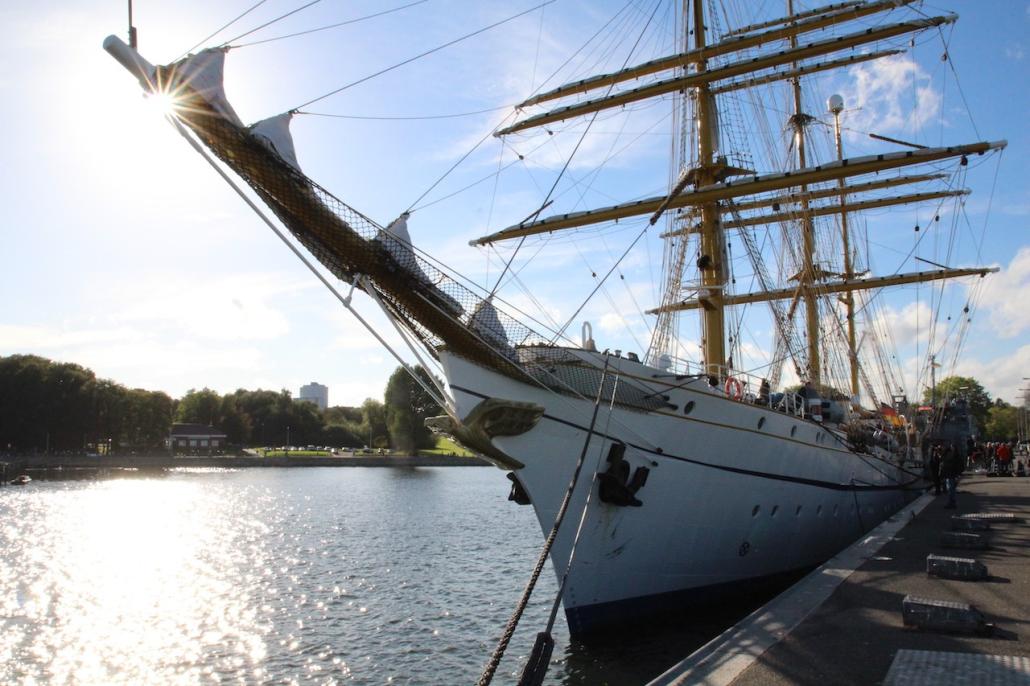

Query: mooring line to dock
[476,361,610,686]
[517,366,624,686]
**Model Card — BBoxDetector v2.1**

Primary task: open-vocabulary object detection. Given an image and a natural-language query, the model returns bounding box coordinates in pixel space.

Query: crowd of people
[967,439,1025,476]
[926,438,1026,508]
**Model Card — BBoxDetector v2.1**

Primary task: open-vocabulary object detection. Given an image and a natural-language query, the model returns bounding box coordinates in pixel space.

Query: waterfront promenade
[653,475,1029,685]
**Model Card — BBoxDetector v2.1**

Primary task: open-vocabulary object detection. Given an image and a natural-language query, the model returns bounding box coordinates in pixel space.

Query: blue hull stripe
[564,566,814,636]
[450,384,923,493]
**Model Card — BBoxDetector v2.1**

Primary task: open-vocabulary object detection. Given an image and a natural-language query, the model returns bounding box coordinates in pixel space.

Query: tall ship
[104,0,1003,635]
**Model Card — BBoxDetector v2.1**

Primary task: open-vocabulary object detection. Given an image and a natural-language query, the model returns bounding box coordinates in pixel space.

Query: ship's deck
[650,473,1030,685]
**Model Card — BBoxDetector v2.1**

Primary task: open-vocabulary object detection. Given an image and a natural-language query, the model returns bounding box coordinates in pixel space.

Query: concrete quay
[651,475,1029,685]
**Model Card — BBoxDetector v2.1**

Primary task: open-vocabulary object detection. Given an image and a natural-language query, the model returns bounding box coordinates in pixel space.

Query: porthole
[833,505,839,517]
[795,505,802,516]
[771,505,779,517]
[816,505,823,516]
[815,432,822,443]
[757,417,766,430]
[790,425,797,437]
[751,505,760,517]
[683,400,695,415]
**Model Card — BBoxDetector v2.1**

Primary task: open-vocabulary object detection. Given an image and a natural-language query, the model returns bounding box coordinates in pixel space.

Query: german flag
[879,403,904,427]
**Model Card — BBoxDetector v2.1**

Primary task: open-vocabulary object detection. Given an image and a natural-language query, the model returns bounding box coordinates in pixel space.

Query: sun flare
[146,90,179,117]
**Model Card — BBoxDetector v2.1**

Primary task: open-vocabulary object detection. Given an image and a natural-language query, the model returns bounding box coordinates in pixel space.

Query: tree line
[0,354,173,453]
[0,355,441,454]
[922,376,1023,441]
[7,354,1019,455]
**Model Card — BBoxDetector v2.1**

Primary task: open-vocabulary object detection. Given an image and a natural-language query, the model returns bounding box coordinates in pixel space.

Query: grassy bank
[418,437,477,458]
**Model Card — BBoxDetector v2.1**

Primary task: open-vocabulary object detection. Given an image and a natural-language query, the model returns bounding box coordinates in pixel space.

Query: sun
[146,90,179,117]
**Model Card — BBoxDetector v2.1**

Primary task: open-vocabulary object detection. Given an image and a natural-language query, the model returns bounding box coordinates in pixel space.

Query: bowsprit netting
[158,49,668,412]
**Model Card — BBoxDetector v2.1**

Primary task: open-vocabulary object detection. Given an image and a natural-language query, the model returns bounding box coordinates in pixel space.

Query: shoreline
[1,453,490,473]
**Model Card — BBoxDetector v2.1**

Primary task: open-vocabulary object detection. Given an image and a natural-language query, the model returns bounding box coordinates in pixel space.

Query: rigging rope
[220,0,323,48]
[164,115,451,411]
[290,1,556,111]
[486,0,664,298]
[298,104,512,121]
[552,225,650,344]
[476,361,612,686]
[405,112,518,215]
[231,0,428,48]
[178,0,269,59]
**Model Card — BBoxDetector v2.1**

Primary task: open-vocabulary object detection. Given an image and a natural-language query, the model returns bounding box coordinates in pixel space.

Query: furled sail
[250,113,301,171]
[498,14,953,136]
[127,41,531,378]
[471,143,1004,244]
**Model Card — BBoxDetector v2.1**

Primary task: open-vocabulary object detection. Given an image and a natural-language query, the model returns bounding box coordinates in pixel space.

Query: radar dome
[827,94,844,114]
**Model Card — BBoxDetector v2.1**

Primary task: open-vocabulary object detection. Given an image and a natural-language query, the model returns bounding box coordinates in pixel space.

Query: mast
[788,0,821,386]
[648,266,999,312]
[472,141,1003,244]
[473,1,1005,390]
[692,0,727,376]
[829,94,860,401]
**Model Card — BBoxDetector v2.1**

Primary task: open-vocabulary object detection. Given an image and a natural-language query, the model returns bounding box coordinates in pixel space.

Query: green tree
[361,398,389,449]
[922,376,991,434]
[383,366,442,453]
[218,393,252,445]
[0,355,176,453]
[323,422,362,448]
[286,397,324,446]
[323,405,364,447]
[985,400,1019,441]
[175,388,222,426]
[121,388,174,449]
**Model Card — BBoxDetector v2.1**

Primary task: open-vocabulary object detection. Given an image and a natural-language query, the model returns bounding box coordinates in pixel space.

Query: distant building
[169,423,228,455]
[299,381,329,411]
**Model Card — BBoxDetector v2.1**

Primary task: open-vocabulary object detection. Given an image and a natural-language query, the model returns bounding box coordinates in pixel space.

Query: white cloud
[598,311,627,333]
[0,325,143,350]
[1006,43,1025,61]
[867,300,934,352]
[0,323,265,395]
[950,343,1030,406]
[107,273,307,342]
[976,247,1030,338]
[841,55,941,139]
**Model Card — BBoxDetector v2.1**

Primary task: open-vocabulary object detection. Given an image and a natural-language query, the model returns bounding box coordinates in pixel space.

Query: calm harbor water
[1,467,773,685]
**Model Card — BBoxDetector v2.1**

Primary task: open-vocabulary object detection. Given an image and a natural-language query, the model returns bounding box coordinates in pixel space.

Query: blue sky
[1,0,1027,408]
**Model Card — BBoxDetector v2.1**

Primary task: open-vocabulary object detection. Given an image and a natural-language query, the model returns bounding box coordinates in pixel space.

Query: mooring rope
[514,370,623,685]
[476,359,611,686]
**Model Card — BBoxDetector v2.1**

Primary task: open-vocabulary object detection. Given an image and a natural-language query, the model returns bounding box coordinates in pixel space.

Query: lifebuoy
[724,376,744,401]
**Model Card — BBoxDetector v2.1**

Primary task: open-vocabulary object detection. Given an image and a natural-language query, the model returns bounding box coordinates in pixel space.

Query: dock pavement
[651,474,1029,685]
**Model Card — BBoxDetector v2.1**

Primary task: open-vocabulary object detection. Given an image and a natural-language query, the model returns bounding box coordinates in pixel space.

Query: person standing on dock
[997,441,1013,475]
[941,444,963,509]
[928,446,942,496]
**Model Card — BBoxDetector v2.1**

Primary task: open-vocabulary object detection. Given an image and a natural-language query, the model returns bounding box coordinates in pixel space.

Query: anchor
[597,443,649,507]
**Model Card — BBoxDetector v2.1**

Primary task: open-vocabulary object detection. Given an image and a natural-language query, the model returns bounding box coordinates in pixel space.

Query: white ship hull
[441,349,921,635]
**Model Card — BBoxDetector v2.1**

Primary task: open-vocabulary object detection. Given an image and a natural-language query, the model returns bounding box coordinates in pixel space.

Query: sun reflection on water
[1,477,271,685]
[0,467,686,685]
